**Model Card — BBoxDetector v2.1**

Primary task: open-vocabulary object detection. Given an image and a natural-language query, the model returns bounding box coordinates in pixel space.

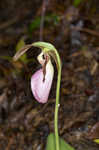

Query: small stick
[72,26,99,37]
[40,0,50,41]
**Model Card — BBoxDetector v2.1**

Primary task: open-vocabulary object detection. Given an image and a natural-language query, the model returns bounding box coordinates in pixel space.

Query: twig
[6,137,14,150]
[40,0,50,41]
[0,17,19,30]
[73,26,99,37]
[91,61,98,75]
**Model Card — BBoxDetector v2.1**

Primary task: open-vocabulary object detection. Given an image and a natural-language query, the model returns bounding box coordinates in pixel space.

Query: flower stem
[31,42,62,150]
[54,51,61,150]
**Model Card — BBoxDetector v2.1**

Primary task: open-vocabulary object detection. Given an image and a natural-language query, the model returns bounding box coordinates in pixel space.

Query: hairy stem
[54,50,61,150]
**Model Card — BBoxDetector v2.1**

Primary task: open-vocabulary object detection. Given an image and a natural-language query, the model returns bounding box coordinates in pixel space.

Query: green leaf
[28,14,60,34]
[46,133,56,150]
[73,0,82,7]
[44,14,60,25]
[28,17,41,33]
[0,55,12,61]
[94,139,99,144]
[16,38,27,63]
[46,133,75,150]
[60,137,75,150]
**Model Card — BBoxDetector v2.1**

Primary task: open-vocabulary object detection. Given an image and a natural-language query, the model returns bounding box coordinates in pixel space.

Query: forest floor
[0,0,99,149]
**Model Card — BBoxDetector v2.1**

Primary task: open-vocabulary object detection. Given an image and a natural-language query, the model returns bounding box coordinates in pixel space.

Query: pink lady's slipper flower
[13,42,61,150]
[31,52,54,103]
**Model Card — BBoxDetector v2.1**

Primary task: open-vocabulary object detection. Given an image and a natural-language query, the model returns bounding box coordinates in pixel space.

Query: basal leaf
[46,133,75,150]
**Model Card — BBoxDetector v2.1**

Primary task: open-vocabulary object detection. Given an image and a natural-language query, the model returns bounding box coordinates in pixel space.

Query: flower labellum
[31,52,54,103]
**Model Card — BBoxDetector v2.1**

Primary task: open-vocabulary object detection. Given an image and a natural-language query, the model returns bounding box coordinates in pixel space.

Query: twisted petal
[31,62,54,103]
